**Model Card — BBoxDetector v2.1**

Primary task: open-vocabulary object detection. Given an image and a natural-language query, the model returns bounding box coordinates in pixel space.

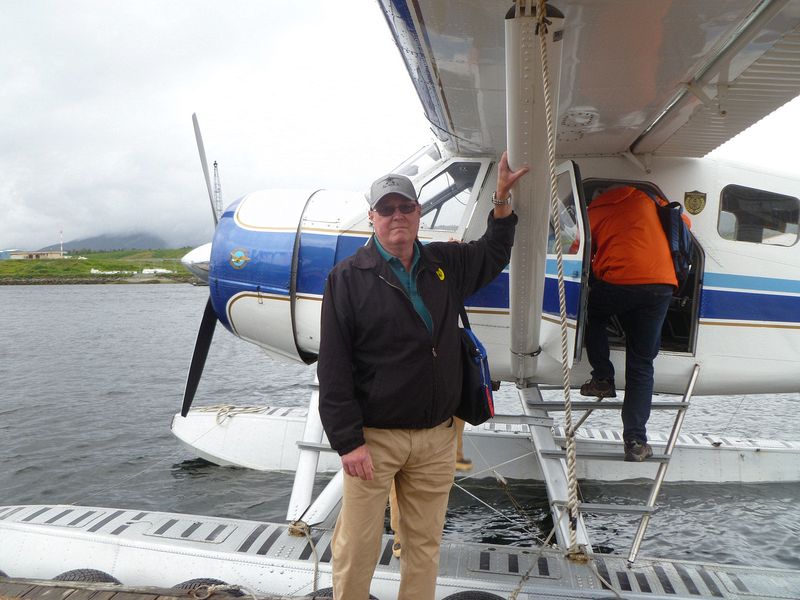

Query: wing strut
[505,2,564,384]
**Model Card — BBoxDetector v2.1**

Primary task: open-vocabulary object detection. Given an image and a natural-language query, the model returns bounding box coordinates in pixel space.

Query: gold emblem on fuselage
[684,191,706,215]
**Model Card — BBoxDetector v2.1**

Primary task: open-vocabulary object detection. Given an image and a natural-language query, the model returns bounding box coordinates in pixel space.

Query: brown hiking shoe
[579,377,617,398]
[624,440,653,462]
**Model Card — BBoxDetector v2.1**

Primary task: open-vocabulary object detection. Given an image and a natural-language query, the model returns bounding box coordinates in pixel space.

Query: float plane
[3,1,800,598]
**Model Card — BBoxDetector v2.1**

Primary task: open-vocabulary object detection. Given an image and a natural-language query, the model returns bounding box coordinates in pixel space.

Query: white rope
[719,395,747,435]
[290,521,321,592]
[524,7,625,597]
[451,481,547,544]
[459,422,496,472]
[535,0,582,555]
[455,451,536,483]
[193,404,270,413]
[457,423,539,484]
[586,561,626,599]
[192,404,274,425]
[508,527,557,599]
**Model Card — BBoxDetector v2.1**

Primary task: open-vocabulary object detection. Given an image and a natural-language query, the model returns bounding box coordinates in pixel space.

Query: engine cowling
[208,189,370,364]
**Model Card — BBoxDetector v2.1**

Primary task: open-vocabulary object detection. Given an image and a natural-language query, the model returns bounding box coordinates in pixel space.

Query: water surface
[1,284,797,569]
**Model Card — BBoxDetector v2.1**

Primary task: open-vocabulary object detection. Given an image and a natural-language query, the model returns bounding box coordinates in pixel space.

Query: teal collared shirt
[374,237,433,334]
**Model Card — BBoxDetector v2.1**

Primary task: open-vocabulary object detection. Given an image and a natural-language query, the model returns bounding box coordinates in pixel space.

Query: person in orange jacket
[580,184,688,462]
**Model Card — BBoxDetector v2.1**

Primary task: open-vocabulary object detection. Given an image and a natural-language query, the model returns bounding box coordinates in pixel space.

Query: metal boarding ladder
[519,364,701,564]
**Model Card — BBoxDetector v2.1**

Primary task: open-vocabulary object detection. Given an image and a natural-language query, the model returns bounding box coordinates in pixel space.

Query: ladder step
[489,413,554,426]
[296,441,337,453]
[554,501,656,515]
[539,449,670,462]
[525,400,688,410]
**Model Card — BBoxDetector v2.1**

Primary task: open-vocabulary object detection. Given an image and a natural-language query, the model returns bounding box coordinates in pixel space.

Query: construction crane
[212,161,223,219]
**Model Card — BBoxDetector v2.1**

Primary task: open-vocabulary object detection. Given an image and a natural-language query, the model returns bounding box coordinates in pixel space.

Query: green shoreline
[0,275,196,285]
[0,248,197,285]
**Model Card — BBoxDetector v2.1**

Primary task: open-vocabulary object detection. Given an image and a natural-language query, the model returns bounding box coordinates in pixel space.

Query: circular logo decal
[229,248,251,270]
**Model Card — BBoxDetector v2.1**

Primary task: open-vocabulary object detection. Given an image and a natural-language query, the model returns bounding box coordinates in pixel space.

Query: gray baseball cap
[368,173,418,209]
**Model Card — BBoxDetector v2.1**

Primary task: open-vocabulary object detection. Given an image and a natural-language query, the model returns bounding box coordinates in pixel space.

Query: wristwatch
[492,191,512,205]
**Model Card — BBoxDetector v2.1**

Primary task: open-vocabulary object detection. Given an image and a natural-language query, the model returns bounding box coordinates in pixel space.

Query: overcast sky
[1,0,431,250]
[1,1,798,251]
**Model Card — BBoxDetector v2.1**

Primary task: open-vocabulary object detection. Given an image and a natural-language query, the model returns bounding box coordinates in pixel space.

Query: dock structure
[0,578,308,600]
[1,504,800,600]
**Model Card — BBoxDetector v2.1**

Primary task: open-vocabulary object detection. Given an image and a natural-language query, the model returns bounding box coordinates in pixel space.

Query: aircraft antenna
[212,160,223,220]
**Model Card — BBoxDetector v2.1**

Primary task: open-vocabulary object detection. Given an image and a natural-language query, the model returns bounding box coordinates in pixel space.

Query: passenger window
[719,184,799,246]
[418,163,481,231]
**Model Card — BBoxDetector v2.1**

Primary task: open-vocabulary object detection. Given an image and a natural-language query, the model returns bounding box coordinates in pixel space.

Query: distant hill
[40,233,168,252]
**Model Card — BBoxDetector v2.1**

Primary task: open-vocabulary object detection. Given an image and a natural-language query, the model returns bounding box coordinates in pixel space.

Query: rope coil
[192,404,273,424]
[288,521,321,592]
[187,584,257,600]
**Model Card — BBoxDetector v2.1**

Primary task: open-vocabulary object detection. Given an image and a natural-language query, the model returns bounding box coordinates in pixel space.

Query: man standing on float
[318,152,528,599]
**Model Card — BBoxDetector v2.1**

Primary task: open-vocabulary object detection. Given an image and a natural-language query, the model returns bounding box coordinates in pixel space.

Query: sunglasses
[373,203,418,217]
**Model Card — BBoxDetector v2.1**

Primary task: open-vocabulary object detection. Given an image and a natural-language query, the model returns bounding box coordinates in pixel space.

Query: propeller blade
[192,113,218,226]
[181,297,218,416]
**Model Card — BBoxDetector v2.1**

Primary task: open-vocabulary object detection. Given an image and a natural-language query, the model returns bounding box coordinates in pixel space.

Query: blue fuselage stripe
[701,288,800,323]
[295,232,512,310]
[703,272,800,294]
[210,227,800,328]
[701,272,800,323]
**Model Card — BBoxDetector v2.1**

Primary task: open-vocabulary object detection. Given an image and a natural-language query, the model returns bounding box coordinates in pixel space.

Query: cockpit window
[418,162,481,232]
[719,184,799,246]
[392,144,442,178]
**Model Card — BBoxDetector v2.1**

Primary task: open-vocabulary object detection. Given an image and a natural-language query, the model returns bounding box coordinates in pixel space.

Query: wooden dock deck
[0,578,320,600]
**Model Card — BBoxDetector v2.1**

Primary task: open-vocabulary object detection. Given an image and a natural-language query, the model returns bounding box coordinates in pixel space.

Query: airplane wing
[378,0,800,158]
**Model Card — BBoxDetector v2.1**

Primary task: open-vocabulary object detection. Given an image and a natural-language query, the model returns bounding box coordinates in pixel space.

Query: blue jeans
[584,280,673,443]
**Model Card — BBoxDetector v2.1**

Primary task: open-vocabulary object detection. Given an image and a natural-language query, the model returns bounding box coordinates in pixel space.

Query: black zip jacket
[317,211,518,455]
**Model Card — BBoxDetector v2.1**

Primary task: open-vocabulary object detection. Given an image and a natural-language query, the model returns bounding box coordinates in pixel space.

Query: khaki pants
[332,419,456,600]
[390,417,467,544]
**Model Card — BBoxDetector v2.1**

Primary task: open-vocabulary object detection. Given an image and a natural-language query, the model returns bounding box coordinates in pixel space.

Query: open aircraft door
[542,160,590,366]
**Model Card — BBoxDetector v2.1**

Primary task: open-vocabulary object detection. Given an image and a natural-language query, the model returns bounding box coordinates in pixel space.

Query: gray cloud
[1,0,431,250]
[3,1,797,251]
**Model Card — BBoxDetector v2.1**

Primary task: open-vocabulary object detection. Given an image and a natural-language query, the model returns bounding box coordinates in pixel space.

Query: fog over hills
[39,233,170,252]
